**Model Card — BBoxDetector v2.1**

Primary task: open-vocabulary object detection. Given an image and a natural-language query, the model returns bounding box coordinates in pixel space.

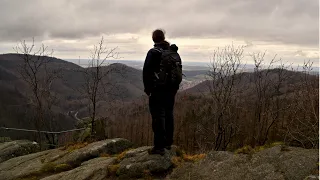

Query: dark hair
[152,29,165,43]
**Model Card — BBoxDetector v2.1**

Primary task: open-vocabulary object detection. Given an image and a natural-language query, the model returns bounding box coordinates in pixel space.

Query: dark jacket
[143,41,170,95]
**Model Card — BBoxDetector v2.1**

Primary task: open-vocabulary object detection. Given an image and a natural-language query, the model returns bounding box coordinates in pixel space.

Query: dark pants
[149,90,176,149]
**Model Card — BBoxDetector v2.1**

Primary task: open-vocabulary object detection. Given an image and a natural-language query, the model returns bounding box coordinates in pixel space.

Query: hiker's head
[152,29,165,43]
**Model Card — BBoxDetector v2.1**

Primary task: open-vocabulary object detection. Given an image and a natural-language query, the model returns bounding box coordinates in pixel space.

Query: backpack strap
[152,47,163,53]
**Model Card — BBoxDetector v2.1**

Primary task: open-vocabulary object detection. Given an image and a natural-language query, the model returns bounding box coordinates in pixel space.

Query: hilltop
[0,54,145,140]
[0,53,209,139]
[0,53,318,155]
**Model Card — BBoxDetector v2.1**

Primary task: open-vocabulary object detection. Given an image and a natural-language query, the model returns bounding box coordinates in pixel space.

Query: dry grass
[40,163,72,173]
[20,162,74,180]
[270,141,285,147]
[107,164,120,176]
[171,156,184,167]
[182,154,206,162]
[59,142,89,152]
[142,169,153,180]
[54,164,72,172]
[234,145,254,154]
[16,177,38,180]
[115,149,131,162]
[175,148,185,157]
[99,153,111,157]
[172,150,206,168]
[235,142,286,154]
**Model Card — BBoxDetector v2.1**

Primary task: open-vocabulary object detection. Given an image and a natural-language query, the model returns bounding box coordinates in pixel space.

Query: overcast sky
[0,0,318,65]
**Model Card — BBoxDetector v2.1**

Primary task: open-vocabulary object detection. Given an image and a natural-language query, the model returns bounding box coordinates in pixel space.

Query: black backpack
[153,47,183,89]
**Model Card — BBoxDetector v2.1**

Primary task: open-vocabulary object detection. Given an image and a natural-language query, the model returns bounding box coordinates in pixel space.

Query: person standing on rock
[143,29,183,155]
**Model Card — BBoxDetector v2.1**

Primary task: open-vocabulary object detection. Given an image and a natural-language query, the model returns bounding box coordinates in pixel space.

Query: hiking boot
[148,147,165,156]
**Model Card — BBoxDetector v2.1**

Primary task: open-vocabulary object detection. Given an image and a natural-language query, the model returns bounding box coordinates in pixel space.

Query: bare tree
[98,45,318,153]
[249,52,294,146]
[285,60,319,148]
[77,37,120,138]
[194,45,245,151]
[14,38,61,149]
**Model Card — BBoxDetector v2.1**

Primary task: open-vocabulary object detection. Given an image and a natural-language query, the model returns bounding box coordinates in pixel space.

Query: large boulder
[0,140,40,163]
[54,138,133,166]
[42,146,177,180]
[0,138,133,180]
[169,145,319,180]
[0,149,63,180]
[117,146,176,179]
[42,157,116,180]
[264,146,319,180]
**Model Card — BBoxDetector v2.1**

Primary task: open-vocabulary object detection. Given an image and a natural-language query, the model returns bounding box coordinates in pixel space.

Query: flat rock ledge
[0,140,40,163]
[42,157,117,180]
[0,140,318,180]
[0,138,133,180]
[169,145,319,180]
[116,146,177,179]
[41,146,177,180]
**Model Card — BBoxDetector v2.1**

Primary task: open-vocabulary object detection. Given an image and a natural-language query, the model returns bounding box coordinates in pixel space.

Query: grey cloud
[166,0,318,46]
[0,0,318,47]
[295,50,307,57]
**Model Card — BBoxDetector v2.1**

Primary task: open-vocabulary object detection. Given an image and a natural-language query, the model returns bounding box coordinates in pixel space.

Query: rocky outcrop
[169,145,319,180]
[0,139,318,180]
[53,138,133,166]
[0,140,40,163]
[117,146,176,179]
[42,157,116,180]
[0,138,132,180]
[41,145,177,180]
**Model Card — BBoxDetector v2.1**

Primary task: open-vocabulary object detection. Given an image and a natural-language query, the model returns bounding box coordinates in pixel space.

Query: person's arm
[143,49,154,96]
